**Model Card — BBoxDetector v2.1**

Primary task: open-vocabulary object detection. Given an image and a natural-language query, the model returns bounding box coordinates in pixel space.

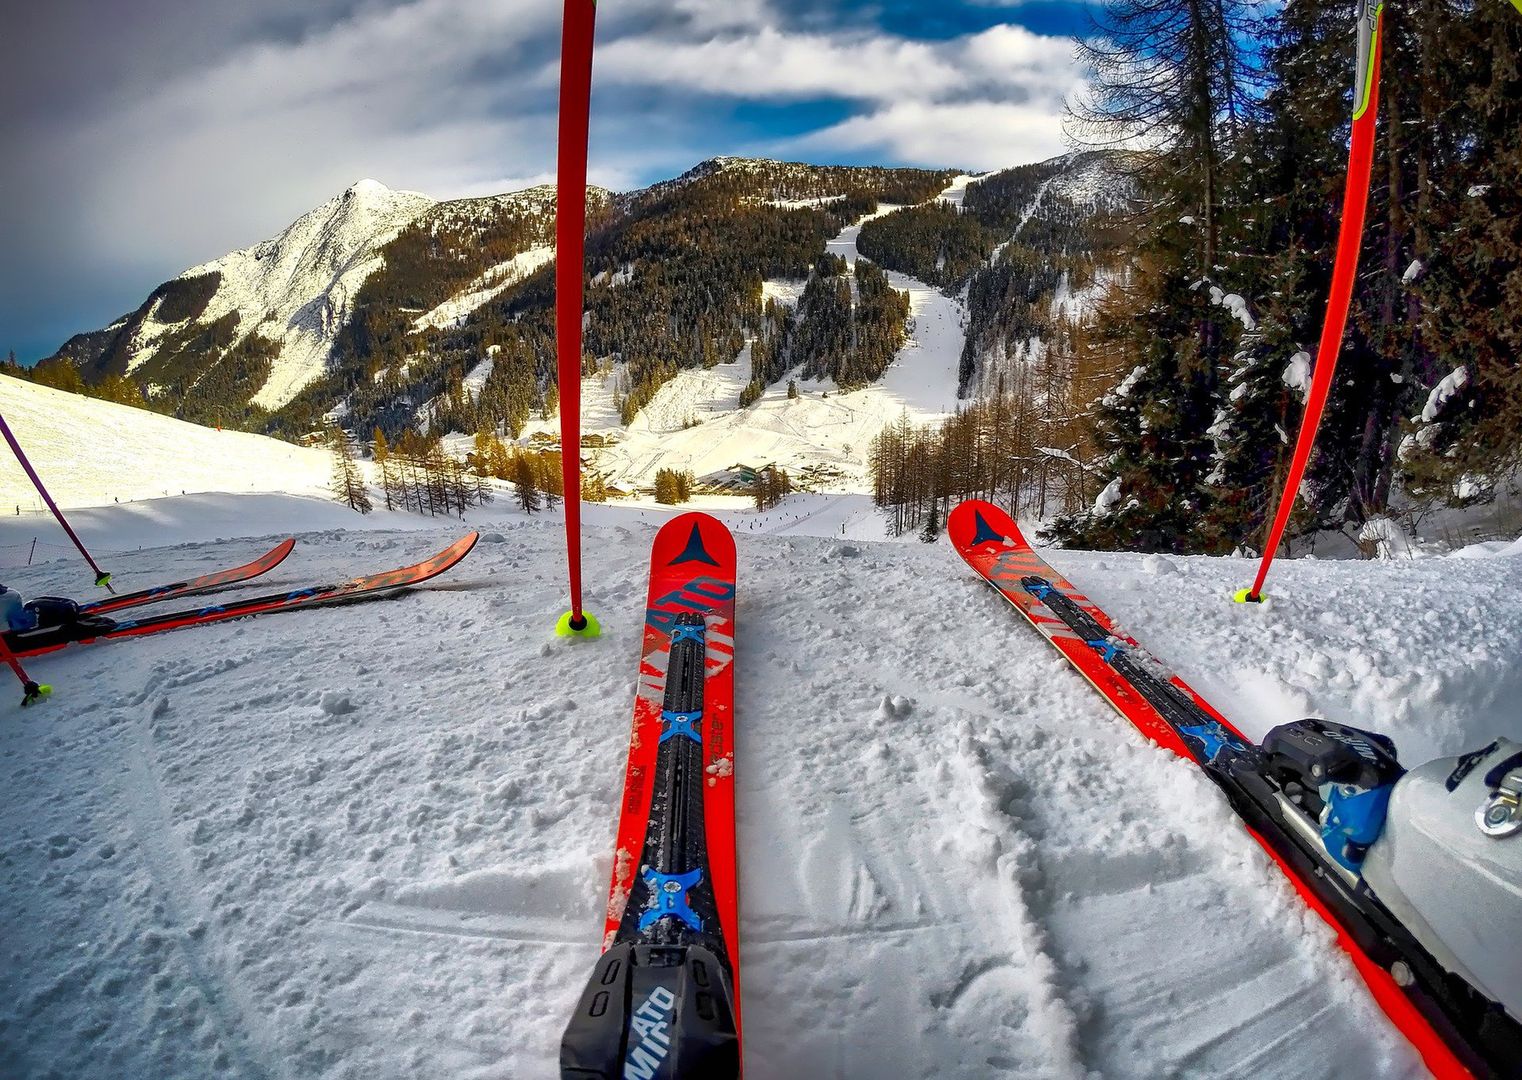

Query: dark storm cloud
[0,0,1086,362]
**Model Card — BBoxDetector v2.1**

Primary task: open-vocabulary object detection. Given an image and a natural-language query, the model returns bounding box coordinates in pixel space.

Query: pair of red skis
[572,503,1502,1079]
[4,533,479,661]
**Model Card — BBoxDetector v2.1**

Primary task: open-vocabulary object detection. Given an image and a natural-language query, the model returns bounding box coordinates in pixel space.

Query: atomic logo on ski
[969,509,1008,547]
[669,521,722,567]
[623,987,677,1080]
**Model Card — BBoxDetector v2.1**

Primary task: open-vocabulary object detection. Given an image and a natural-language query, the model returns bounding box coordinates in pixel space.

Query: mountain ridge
[38,153,1134,452]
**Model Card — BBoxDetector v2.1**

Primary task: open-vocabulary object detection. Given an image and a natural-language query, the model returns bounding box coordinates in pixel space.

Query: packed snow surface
[2,485,1518,1079]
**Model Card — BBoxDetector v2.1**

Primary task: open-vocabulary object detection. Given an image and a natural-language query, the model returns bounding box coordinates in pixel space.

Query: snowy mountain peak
[346,177,393,197]
[168,181,437,409]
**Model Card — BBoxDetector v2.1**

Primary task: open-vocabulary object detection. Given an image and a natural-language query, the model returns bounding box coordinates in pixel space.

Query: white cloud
[598,22,1078,110]
[596,20,1082,170]
[598,28,964,103]
[792,99,1071,171]
[24,0,566,270]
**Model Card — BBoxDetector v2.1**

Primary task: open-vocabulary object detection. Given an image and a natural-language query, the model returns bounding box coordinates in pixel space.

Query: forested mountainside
[26,154,1134,445]
[857,151,1136,397]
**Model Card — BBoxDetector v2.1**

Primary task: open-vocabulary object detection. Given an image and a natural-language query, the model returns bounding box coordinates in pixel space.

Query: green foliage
[305,161,955,439]
[1394,3,1522,502]
[858,202,995,290]
[754,259,912,391]
[653,467,694,504]
[153,273,221,324]
[752,465,791,511]
[35,161,962,453]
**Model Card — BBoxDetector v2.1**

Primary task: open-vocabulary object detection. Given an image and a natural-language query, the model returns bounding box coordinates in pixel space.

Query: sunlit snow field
[1,480,1517,1078]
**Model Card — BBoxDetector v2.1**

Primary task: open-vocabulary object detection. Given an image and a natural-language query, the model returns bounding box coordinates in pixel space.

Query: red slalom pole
[1239,0,1383,604]
[553,0,600,639]
[0,406,114,593]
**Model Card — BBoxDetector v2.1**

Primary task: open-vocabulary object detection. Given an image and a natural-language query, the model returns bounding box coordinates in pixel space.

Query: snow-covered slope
[78,181,585,414]
[412,245,555,332]
[148,181,436,409]
[1,482,1517,1078]
[0,374,333,509]
[0,385,1518,1077]
[522,183,968,493]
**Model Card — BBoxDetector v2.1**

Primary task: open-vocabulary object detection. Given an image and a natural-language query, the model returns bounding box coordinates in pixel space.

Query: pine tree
[921,498,940,543]
[327,425,372,514]
[653,468,693,505]
[514,455,541,513]
[752,465,792,511]
[1050,0,1265,552]
[1399,2,1522,501]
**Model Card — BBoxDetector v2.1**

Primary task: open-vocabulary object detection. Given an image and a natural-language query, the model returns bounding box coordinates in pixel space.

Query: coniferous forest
[1039,0,1522,554]
[872,0,1520,552]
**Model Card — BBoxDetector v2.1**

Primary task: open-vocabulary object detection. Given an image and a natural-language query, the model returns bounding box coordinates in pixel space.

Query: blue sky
[0,0,1094,363]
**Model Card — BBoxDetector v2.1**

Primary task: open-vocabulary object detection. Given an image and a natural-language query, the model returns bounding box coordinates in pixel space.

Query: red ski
[947,500,1245,759]
[947,499,1482,1078]
[561,512,741,1079]
[6,533,478,659]
[79,538,297,615]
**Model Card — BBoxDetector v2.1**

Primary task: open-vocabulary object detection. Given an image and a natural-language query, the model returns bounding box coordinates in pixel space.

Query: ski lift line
[0,408,114,594]
[554,0,599,637]
[1242,0,1382,603]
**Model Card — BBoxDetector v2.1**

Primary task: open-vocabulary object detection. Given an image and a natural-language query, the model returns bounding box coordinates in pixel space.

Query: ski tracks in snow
[928,724,1090,1079]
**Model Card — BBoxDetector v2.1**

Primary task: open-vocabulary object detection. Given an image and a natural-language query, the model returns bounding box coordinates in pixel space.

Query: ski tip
[1233,588,1265,605]
[555,609,602,639]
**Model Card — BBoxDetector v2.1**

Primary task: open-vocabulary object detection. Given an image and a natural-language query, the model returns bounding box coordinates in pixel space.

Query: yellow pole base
[1232,588,1265,604]
[555,610,602,639]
